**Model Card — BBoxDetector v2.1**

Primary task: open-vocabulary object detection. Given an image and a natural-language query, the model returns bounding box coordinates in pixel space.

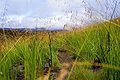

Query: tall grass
[64,20,120,80]
[0,31,65,80]
[0,19,120,80]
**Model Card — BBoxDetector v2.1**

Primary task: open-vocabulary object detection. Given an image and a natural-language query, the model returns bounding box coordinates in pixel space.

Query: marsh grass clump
[0,31,64,80]
[64,20,120,80]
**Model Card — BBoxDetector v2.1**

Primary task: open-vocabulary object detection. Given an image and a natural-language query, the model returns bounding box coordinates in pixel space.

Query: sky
[0,0,120,29]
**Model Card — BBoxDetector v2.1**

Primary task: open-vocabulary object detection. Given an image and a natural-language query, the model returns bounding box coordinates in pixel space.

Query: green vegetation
[0,18,120,80]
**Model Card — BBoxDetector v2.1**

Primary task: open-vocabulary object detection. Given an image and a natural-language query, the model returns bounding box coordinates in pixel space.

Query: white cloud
[1,13,73,28]
[1,0,119,29]
[48,0,69,6]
